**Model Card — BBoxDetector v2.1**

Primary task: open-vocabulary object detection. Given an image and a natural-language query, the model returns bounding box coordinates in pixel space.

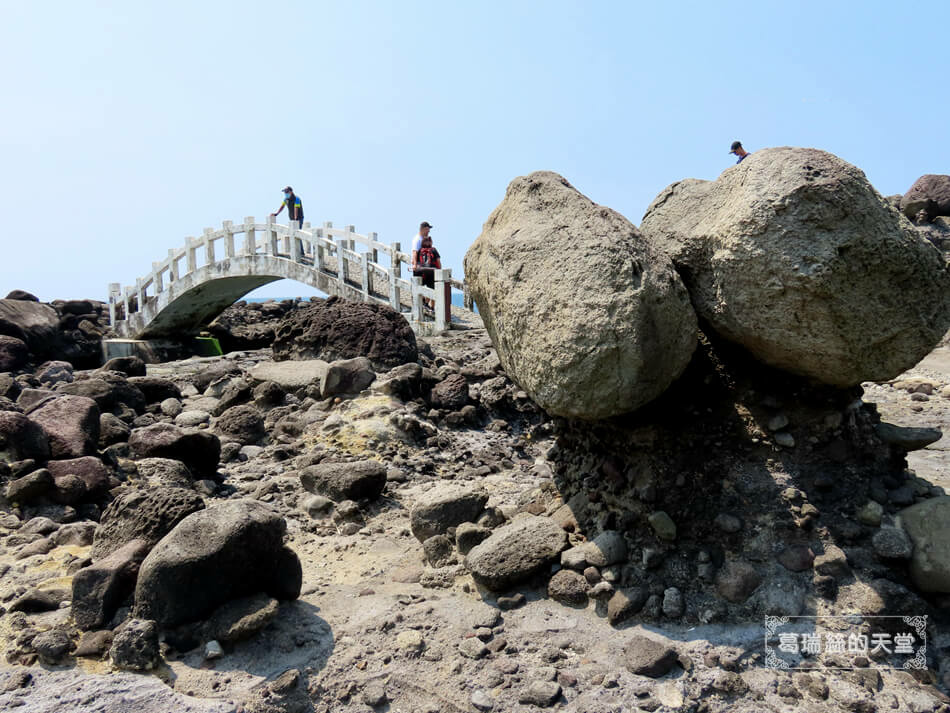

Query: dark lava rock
[623,633,679,677]
[204,593,280,643]
[716,561,764,603]
[409,484,488,542]
[92,487,206,560]
[465,515,567,591]
[100,356,147,377]
[320,357,376,396]
[46,457,111,497]
[127,376,181,405]
[5,289,39,302]
[59,375,146,414]
[299,460,387,502]
[272,296,418,370]
[901,174,950,221]
[0,299,60,360]
[99,413,131,447]
[0,411,50,462]
[214,404,266,445]
[110,618,160,671]
[33,627,74,665]
[129,423,220,477]
[547,569,589,606]
[72,539,150,630]
[133,500,302,627]
[0,335,30,372]
[429,373,469,411]
[874,423,942,451]
[28,394,100,458]
[6,468,54,503]
[607,587,649,625]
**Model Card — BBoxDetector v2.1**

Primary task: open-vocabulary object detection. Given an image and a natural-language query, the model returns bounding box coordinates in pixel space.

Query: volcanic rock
[92,486,206,560]
[110,618,160,671]
[464,515,567,591]
[0,411,50,462]
[464,171,696,419]
[640,147,950,386]
[100,356,147,377]
[0,335,29,372]
[133,500,302,627]
[128,376,182,404]
[320,356,376,396]
[272,296,418,370]
[129,423,221,476]
[900,174,950,222]
[214,404,266,445]
[299,460,387,502]
[29,394,100,458]
[623,633,679,677]
[409,484,488,542]
[898,496,950,592]
[72,539,150,630]
[0,299,60,361]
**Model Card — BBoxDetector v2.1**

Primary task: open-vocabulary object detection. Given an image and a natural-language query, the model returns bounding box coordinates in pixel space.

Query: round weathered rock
[872,526,914,560]
[134,457,193,488]
[898,496,950,592]
[0,335,29,372]
[410,484,488,542]
[900,174,950,221]
[716,561,763,603]
[214,404,266,445]
[0,411,50,462]
[547,569,588,605]
[129,423,221,477]
[272,296,418,370]
[110,618,160,671]
[29,394,100,458]
[33,627,74,665]
[133,500,302,627]
[429,373,469,411]
[623,633,679,677]
[464,171,697,419]
[641,147,950,386]
[299,460,387,502]
[92,487,206,560]
[465,515,567,591]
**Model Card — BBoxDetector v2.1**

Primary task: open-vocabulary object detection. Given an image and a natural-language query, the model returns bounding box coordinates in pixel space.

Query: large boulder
[0,335,29,372]
[72,539,150,630]
[128,377,181,404]
[133,500,302,627]
[28,394,100,458]
[0,299,60,360]
[46,457,111,497]
[213,404,265,445]
[60,373,147,414]
[272,296,418,370]
[464,515,567,591]
[299,460,387,502]
[92,486,205,560]
[640,148,950,386]
[129,423,220,477]
[0,411,50,462]
[898,496,950,593]
[464,171,697,420]
[409,484,488,542]
[900,174,950,222]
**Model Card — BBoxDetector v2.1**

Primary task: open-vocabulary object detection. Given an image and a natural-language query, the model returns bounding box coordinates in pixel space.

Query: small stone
[302,494,334,518]
[607,587,648,625]
[777,545,815,572]
[518,680,561,707]
[423,534,456,567]
[642,547,664,568]
[456,522,491,555]
[589,581,614,600]
[396,629,424,653]
[774,432,796,448]
[872,527,913,559]
[647,511,676,541]
[623,633,679,677]
[459,637,489,659]
[33,627,73,664]
[361,681,387,708]
[110,618,160,671]
[716,561,762,603]
[205,640,224,660]
[471,689,494,711]
[497,593,526,610]
[662,587,684,618]
[856,501,883,526]
[714,513,742,533]
[547,569,588,605]
[768,413,789,431]
[583,566,601,584]
[813,545,850,579]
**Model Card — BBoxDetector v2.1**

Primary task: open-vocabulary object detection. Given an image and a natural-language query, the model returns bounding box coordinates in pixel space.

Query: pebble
[774,432,796,448]
[662,587,684,618]
[471,690,494,711]
[518,680,561,707]
[459,638,488,659]
[647,511,676,541]
[855,501,883,527]
[768,413,789,431]
[714,513,742,533]
[871,527,914,559]
[205,640,223,660]
[497,593,526,610]
[361,681,387,707]
[396,630,424,652]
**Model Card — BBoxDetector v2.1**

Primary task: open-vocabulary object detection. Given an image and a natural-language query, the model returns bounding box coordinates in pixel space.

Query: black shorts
[413,268,435,289]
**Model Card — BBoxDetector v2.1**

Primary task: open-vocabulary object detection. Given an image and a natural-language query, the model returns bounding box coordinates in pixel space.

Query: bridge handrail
[108,216,473,337]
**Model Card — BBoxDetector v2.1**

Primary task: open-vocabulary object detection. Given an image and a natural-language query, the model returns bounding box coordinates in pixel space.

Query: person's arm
[292,199,301,222]
[410,249,418,271]
[271,203,285,217]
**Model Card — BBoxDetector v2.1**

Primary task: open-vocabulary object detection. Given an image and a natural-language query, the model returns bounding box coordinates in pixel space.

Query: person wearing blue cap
[271,186,304,223]
[730,141,750,164]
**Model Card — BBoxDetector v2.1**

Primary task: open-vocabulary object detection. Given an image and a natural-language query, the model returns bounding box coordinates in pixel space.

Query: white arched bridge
[107,217,471,339]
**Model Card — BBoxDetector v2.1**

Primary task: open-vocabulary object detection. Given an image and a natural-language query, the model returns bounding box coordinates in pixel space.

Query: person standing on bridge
[271,186,304,224]
[410,221,432,271]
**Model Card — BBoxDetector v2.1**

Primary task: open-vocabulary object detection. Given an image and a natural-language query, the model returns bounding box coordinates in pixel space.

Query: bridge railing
[108,216,473,335]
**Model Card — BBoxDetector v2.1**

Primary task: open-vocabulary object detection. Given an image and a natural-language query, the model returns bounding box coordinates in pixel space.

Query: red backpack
[418,246,438,268]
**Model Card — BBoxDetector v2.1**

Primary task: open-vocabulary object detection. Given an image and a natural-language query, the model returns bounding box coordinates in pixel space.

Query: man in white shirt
[410,221,432,272]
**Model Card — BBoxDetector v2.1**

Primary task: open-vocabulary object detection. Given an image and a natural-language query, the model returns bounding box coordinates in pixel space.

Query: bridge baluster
[136,278,146,313]
[203,228,215,264]
[390,241,402,311]
[336,240,346,292]
[290,220,302,262]
[167,249,178,282]
[361,252,372,301]
[108,283,120,325]
[244,216,256,255]
[223,220,235,258]
[186,237,197,274]
[152,263,163,294]
[410,276,423,322]
[267,215,279,256]
[434,268,452,331]
[123,286,133,321]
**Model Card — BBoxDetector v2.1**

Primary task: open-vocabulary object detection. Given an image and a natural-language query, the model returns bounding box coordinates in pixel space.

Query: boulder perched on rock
[133,500,302,627]
[898,496,950,593]
[29,394,100,458]
[900,174,950,222]
[640,148,950,386]
[464,515,567,591]
[410,484,489,542]
[134,458,194,488]
[0,335,29,372]
[92,487,206,560]
[129,423,221,476]
[299,460,387,502]
[464,171,697,420]
[5,289,39,301]
[0,411,50,462]
[272,296,418,370]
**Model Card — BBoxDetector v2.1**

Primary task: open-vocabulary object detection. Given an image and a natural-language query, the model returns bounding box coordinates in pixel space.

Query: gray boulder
[898,496,950,592]
[623,633,679,677]
[29,394,100,458]
[0,411,50,462]
[0,299,60,361]
[100,356,147,377]
[0,335,29,372]
[409,484,489,542]
[465,515,567,591]
[900,174,950,222]
[110,618,160,671]
[134,457,194,488]
[92,486,206,560]
[129,423,221,476]
[640,147,950,386]
[464,171,696,419]
[214,404,266,445]
[47,457,111,497]
[321,357,376,397]
[133,500,302,627]
[72,539,150,630]
[299,460,387,502]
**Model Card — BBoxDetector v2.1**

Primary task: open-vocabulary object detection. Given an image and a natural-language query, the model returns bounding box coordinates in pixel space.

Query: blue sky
[2,1,948,301]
